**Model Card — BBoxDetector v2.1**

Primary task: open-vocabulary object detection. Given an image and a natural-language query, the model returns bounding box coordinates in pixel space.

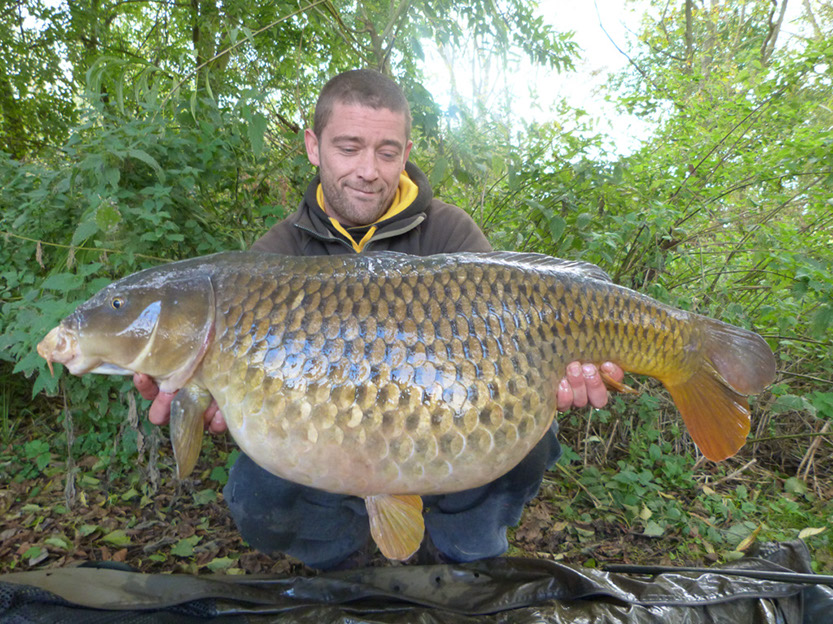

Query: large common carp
[37,251,776,560]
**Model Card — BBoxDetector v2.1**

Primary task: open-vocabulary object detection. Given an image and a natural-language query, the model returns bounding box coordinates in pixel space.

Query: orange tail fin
[664,317,776,462]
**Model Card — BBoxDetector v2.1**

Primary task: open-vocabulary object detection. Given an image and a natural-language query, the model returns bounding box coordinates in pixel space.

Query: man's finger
[148,391,176,426]
[600,361,625,384]
[204,401,228,434]
[583,364,609,409]
[565,362,588,408]
[133,373,159,401]
[556,378,573,412]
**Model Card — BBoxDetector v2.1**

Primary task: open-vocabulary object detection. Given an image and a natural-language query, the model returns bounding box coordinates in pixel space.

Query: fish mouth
[37,325,98,376]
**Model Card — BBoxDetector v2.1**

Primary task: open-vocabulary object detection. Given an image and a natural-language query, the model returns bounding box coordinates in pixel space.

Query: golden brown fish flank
[37,251,776,560]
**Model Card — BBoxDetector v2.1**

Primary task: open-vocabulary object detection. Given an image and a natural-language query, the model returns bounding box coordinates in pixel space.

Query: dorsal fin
[362,251,613,283]
[471,252,613,282]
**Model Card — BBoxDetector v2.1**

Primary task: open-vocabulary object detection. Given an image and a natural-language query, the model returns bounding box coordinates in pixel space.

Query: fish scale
[38,250,776,560]
[191,254,667,496]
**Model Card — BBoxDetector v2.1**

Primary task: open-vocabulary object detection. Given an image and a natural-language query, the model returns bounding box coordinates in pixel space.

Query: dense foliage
[0,0,831,572]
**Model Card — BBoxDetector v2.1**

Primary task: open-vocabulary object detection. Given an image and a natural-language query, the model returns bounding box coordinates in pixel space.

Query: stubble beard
[320,175,392,227]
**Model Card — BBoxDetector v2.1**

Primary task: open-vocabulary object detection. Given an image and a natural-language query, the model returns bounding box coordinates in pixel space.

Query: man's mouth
[347,185,380,199]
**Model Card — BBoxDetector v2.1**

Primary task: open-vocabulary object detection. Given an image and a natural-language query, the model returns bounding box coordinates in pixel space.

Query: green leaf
[784,477,807,495]
[248,112,267,158]
[209,466,228,484]
[78,524,99,537]
[104,166,120,189]
[206,556,235,572]
[771,394,816,417]
[810,393,833,419]
[547,215,565,242]
[79,474,101,487]
[127,149,166,182]
[23,546,44,561]
[101,529,131,547]
[193,489,217,506]
[576,213,593,229]
[642,521,665,537]
[32,367,60,394]
[40,273,84,292]
[72,219,100,245]
[171,535,201,557]
[809,304,833,339]
[429,157,449,188]
[45,536,72,551]
[95,202,122,231]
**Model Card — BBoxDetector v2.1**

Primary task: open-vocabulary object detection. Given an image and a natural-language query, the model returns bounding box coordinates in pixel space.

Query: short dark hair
[313,69,412,140]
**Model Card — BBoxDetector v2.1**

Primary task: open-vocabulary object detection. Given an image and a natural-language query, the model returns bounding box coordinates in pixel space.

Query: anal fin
[365,494,424,561]
[170,384,212,479]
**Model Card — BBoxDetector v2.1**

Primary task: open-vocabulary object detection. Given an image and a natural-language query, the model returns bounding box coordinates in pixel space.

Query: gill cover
[67,269,215,391]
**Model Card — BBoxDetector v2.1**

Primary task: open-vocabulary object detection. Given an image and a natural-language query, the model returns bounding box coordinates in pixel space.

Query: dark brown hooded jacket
[252,162,491,256]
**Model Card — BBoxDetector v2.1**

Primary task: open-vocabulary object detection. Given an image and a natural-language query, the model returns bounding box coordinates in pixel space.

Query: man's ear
[304,129,320,166]
[402,140,413,165]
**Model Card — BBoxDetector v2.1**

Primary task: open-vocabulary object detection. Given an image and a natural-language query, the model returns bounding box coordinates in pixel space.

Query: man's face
[305,102,413,227]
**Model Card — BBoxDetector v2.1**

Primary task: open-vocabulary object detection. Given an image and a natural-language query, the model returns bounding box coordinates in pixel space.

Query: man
[134,69,624,569]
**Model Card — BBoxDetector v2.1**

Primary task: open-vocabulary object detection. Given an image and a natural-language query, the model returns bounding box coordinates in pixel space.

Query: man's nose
[355,151,379,180]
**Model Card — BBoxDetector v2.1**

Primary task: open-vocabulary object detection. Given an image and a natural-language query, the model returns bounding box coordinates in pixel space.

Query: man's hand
[557,362,624,411]
[133,373,227,434]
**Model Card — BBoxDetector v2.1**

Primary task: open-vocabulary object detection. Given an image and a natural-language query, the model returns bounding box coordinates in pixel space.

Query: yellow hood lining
[317,172,419,253]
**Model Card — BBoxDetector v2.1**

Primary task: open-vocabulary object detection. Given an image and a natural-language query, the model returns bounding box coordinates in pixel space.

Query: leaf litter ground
[3,439,830,577]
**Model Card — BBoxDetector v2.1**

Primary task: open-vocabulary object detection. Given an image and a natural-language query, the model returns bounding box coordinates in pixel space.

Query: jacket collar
[294,161,433,250]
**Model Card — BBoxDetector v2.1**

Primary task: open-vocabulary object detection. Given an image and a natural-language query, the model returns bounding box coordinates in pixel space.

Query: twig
[1,230,169,263]
[797,422,830,480]
[751,430,833,444]
[710,459,756,487]
[61,380,77,509]
[553,463,602,508]
[160,0,330,111]
[603,419,619,462]
[583,408,594,466]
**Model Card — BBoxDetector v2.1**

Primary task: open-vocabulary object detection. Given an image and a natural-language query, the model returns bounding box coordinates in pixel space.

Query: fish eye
[111,297,125,310]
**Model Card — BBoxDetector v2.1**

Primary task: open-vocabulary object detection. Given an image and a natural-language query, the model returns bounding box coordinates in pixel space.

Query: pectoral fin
[170,384,212,479]
[365,494,424,561]
[600,369,639,395]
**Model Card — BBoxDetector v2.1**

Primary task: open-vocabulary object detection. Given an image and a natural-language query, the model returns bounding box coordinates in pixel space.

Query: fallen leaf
[171,535,202,558]
[798,527,826,539]
[642,521,664,538]
[101,529,132,547]
[736,524,763,552]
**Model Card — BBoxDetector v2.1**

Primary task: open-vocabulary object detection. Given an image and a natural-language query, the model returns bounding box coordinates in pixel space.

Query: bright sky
[423,0,652,157]
[532,0,651,155]
[425,0,809,158]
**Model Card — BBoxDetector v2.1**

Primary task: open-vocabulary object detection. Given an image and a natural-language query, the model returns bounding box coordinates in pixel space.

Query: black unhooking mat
[0,541,831,623]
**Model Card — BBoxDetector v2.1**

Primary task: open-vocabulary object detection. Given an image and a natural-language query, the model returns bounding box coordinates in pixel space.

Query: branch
[0,231,169,263]
[160,0,329,111]
[592,0,685,110]
[761,0,789,65]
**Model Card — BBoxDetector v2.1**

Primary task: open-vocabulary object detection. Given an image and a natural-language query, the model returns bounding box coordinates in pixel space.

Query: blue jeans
[223,422,562,569]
